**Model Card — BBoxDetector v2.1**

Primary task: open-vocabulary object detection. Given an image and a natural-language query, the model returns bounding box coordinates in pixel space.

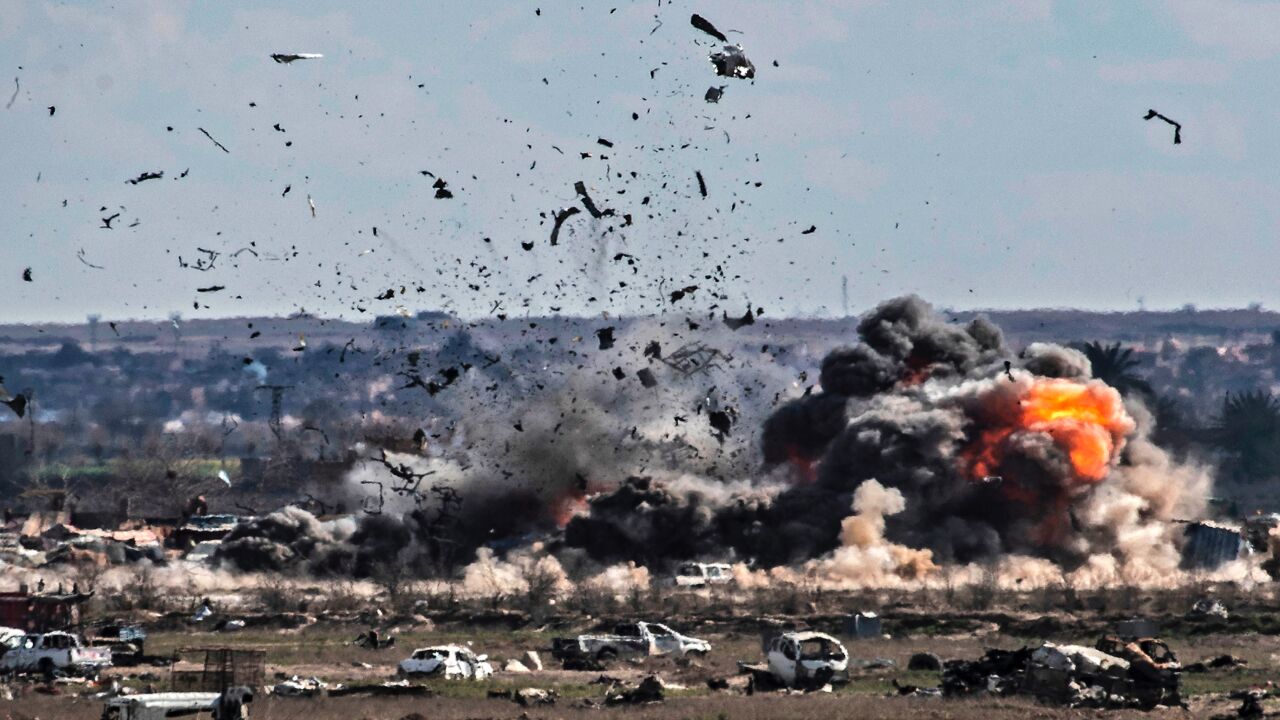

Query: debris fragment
[198,127,230,153]
[126,171,163,185]
[704,86,725,103]
[595,327,615,350]
[710,45,756,79]
[1143,109,1182,145]
[575,181,606,218]
[696,170,707,197]
[723,306,756,330]
[271,53,324,63]
[690,13,728,42]
[76,249,104,269]
[21,267,32,282]
[549,206,581,245]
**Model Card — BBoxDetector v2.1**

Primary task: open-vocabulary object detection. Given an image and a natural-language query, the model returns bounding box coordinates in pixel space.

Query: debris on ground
[1189,598,1230,620]
[941,635,1182,710]
[907,652,943,671]
[270,675,328,697]
[354,629,396,649]
[604,675,666,705]
[1185,654,1247,673]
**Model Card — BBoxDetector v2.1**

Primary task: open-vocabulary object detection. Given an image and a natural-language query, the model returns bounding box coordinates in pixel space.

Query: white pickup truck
[552,621,711,664]
[0,630,112,678]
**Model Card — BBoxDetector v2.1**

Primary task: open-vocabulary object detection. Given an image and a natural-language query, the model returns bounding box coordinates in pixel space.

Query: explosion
[215,295,1210,589]
[965,378,1134,484]
[569,295,1209,584]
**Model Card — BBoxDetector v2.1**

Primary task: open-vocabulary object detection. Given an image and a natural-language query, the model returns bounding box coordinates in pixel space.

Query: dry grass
[0,692,1235,720]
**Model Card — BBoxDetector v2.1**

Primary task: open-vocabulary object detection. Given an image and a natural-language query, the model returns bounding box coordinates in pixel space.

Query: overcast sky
[2,0,1278,324]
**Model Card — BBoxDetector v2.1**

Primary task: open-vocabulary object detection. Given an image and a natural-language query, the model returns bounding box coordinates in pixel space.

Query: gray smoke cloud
[567,295,1208,580]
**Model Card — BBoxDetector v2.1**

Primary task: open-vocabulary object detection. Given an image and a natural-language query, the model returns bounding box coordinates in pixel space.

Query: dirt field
[2,615,1277,719]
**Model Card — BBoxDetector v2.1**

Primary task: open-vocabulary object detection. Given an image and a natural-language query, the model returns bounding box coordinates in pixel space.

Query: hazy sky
[2,0,1278,323]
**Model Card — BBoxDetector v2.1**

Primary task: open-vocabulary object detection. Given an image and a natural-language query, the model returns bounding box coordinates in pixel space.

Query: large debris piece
[942,635,1182,710]
[710,45,755,79]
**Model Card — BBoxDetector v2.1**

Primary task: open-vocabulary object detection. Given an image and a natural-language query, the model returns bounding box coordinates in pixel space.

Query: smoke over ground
[213,296,1222,589]
[568,296,1215,587]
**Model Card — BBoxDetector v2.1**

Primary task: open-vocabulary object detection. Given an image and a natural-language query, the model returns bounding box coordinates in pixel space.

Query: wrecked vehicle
[86,624,147,666]
[0,627,22,655]
[396,645,493,680]
[946,635,1181,709]
[101,687,253,720]
[0,630,111,678]
[673,562,733,587]
[552,621,711,664]
[741,632,850,689]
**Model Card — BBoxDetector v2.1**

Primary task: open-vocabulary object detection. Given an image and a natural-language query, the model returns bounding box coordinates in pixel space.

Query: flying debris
[710,45,755,79]
[76,249,104,269]
[5,77,16,109]
[595,327,616,350]
[433,178,453,199]
[704,86,725,103]
[574,181,606,218]
[271,53,323,64]
[660,342,726,376]
[126,170,163,185]
[801,225,816,235]
[196,285,226,293]
[1143,109,1182,145]
[308,194,316,217]
[217,470,232,487]
[723,307,756,330]
[695,171,708,197]
[293,334,307,352]
[690,13,728,42]
[21,268,32,282]
[0,382,26,418]
[198,127,230,153]
[549,206,581,245]
[100,213,120,229]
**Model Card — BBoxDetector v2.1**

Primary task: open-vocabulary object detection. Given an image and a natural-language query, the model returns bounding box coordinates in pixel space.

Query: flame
[960,376,1134,547]
[550,479,609,528]
[966,377,1133,484]
[785,445,819,485]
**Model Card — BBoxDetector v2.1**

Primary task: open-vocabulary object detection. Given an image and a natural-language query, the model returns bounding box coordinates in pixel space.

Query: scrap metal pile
[937,634,1182,710]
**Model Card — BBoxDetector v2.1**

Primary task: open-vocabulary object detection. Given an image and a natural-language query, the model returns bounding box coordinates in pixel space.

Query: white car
[674,562,734,587]
[765,632,849,688]
[397,645,493,680]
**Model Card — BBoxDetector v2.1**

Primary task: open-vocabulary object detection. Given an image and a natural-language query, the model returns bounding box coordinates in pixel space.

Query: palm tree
[1215,390,1280,481]
[1082,342,1153,397]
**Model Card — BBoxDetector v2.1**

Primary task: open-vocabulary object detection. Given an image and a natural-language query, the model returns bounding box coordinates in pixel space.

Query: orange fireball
[965,377,1134,485]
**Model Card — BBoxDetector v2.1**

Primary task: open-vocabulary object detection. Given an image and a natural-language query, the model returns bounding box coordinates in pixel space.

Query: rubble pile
[940,635,1182,710]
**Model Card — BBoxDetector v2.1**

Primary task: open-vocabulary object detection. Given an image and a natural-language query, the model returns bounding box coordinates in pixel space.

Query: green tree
[1082,342,1153,397]
[1215,390,1280,481]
